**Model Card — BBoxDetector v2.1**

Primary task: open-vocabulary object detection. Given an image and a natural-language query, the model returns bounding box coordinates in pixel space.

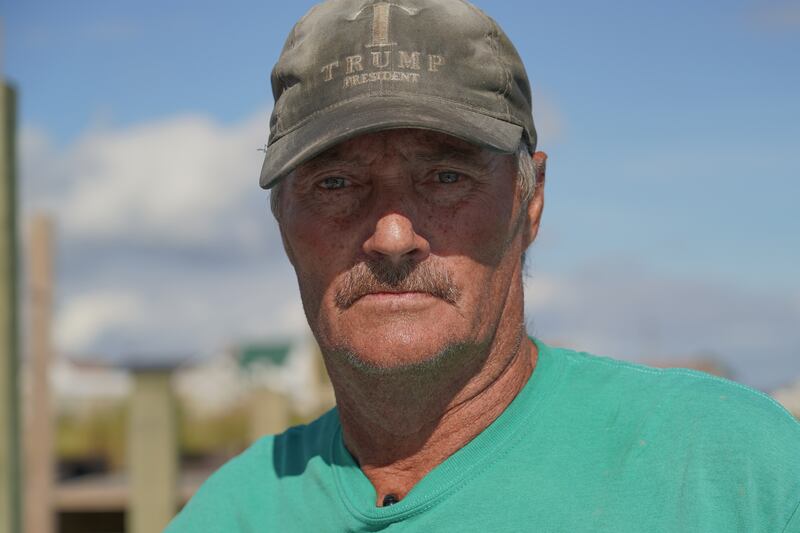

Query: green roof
[239,343,292,370]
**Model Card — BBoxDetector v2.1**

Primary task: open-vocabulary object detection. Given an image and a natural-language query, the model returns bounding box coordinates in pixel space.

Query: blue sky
[2,1,799,389]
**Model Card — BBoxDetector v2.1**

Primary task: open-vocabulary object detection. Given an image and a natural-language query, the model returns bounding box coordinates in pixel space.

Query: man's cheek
[454,217,514,266]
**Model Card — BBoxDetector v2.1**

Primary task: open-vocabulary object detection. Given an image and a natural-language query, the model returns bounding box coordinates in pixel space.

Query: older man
[168,0,800,531]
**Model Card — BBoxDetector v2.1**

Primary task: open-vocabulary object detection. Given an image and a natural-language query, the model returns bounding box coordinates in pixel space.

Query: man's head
[261,0,546,372]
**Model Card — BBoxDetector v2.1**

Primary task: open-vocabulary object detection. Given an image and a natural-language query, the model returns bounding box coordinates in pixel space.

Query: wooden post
[127,370,178,533]
[24,215,55,533]
[248,388,290,443]
[0,81,21,533]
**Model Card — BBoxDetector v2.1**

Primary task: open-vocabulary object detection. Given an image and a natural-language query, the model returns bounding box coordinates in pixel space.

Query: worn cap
[259,0,536,189]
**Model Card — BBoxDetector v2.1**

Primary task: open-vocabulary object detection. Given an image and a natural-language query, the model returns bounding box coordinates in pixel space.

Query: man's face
[277,129,540,370]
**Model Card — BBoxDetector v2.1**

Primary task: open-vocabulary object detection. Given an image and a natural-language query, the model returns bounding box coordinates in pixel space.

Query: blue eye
[319,176,349,190]
[437,171,460,184]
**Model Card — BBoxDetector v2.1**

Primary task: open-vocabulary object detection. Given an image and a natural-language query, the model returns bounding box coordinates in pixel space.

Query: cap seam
[488,22,512,121]
[495,22,513,120]
[460,0,513,121]
[273,23,301,135]
[269,92,525,146]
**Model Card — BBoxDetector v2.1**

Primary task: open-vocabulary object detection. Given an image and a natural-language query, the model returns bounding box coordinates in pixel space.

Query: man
[168,0,800,531]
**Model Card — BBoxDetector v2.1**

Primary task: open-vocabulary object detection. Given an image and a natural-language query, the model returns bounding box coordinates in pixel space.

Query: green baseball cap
[259,0,537,189]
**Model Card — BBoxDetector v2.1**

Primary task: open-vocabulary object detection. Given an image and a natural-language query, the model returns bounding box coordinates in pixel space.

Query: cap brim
[259,96,524,189]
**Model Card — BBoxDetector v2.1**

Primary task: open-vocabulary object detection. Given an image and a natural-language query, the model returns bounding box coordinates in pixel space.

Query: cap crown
[270,0,534,144]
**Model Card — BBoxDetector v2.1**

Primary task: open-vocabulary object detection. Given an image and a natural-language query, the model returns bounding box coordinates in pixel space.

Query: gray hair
[516,141,537,204]
[270,140,537,219]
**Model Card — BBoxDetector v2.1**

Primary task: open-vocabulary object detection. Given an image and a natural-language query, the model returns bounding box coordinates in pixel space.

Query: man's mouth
[350,289,438,305]
[360,290,433,299]
[351,290,442,311]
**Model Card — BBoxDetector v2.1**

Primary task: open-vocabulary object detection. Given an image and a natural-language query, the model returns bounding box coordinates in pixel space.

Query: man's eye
[318,176,349,190]
[437,171,461,184]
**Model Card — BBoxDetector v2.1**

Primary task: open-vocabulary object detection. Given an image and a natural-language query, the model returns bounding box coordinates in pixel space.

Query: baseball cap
[259,0,536,189]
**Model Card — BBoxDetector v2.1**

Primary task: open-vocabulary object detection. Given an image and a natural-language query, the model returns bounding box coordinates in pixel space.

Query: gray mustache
[334,260,461,309]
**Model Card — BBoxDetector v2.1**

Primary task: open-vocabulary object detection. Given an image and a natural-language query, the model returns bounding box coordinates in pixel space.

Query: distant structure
[51,356,132,407]
[545,339,734,380]
[173,337,332,420]
[644,357,732,379]
[772,379,800,420]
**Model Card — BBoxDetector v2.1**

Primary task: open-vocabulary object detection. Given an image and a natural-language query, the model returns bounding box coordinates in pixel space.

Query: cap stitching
[489,22,512,121]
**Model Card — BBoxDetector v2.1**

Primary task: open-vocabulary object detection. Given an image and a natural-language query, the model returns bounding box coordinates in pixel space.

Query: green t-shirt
[167,340,800,532]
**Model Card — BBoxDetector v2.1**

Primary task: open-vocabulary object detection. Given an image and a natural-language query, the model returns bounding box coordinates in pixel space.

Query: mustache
[334,260,461,309]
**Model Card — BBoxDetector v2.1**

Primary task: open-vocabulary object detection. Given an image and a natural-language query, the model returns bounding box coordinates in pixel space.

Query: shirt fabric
[166,339,800,532]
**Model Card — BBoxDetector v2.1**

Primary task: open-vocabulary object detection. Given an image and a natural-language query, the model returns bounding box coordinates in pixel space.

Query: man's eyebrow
[413,149,489,166]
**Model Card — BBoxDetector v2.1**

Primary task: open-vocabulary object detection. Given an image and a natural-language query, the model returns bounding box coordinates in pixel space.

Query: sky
[2,0,799,390]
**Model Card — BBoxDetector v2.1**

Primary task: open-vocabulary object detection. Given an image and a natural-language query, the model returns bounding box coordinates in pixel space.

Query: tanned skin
[277,129,547,505]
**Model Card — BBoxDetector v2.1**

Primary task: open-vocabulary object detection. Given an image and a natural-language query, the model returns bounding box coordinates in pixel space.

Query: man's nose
[362,211,430,265]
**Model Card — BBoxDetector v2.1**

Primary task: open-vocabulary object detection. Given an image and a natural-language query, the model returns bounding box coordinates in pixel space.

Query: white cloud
[23,110,269,248]
[19,125,58,203]
[50,260,309,358]
[54,291,147,354]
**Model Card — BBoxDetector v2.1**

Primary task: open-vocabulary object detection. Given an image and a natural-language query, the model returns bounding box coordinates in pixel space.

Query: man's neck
[327,325,538,506]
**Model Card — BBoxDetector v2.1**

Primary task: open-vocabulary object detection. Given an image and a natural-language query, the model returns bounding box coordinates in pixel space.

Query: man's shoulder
[547,343,800,444]
[536,343,800,531]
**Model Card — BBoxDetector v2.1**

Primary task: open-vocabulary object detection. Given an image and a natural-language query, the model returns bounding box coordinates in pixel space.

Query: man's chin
[327,338,474,377]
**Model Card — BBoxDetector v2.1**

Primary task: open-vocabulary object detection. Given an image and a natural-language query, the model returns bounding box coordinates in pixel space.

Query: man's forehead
[300,129,495,170]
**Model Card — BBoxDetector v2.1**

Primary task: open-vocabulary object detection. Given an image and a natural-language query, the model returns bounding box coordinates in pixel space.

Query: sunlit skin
[276,129,547,505]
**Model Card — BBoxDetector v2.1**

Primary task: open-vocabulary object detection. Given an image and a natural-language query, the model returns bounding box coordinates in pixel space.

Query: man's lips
[351,291,440,308]
[356,290,436,301]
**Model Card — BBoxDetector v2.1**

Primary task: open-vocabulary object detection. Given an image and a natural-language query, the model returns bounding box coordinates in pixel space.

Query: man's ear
[524,151,547,247]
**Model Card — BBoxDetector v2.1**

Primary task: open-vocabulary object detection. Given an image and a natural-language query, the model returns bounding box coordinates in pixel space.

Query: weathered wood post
[248,387,290,443]
[24,215,55,533]
[240,342,293,442]
[0,80,21,533]
[127,365,179,533]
